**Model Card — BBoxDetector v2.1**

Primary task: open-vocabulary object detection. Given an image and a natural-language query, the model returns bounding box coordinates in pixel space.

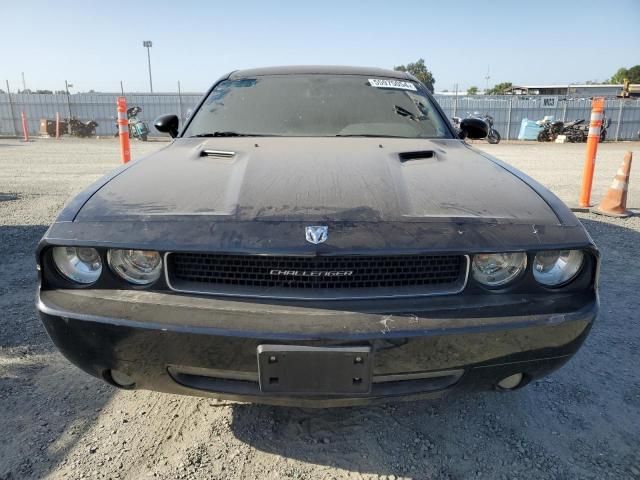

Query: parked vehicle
[452,112,500,143]
[536,119,561,142]
[127,106,149,141]
[66,117,98,138]
[451,116,462,135]
[462,112,500,143]
[537,119,586,143]
[37,66,598,407]
[599,116,610,142]
[114,106,150,141]
[537,116,610,143]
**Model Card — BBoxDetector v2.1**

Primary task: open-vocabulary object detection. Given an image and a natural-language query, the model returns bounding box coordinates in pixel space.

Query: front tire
[487,129,501,144]
[577,130,587,143]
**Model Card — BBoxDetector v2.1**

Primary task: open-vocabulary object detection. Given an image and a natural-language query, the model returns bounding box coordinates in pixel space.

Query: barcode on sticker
[368,79,417,91]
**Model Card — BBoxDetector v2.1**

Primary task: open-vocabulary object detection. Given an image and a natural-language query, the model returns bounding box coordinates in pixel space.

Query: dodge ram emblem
[305,226,328,244]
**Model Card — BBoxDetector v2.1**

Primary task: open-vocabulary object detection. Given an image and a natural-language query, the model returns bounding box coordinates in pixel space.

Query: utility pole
[177,80,183,121]
[65,80,73,118]
[6,80,18,135]
[453,83,458,117]
[484,66,491,93]
[143,41,153,93]
[21,72,26,92]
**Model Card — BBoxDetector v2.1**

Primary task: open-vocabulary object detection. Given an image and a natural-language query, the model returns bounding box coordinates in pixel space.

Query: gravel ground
[1,138,639,480]
[472,140,640,209]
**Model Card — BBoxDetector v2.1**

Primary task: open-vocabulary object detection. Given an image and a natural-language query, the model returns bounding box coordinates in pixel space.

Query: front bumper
[38,288,597,407]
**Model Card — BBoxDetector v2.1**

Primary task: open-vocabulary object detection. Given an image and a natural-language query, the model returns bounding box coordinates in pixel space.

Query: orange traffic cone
[593,152,633,218]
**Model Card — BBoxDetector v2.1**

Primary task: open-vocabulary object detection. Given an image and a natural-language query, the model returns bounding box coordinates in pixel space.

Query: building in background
[506,84,627,98]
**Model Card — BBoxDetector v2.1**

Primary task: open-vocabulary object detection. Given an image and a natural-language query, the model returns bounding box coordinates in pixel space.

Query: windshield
[184,74,452,138]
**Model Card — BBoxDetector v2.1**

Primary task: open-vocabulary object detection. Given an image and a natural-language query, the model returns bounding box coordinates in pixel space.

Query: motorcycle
[114,106,150,141]
[538,116,609,143]
[66,117,98,137]
[537,119,586,143]
[570,116,609,142]
[451,112,501,144]
[470,112,500,144]
[451,116,462,135]
[536,119,562,142]
[599,116,610,142]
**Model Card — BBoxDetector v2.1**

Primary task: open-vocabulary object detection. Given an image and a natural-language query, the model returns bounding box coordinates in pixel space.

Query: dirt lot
[1,138,639,480]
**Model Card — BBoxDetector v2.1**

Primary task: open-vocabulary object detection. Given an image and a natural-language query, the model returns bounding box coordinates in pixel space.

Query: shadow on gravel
[0,355,116,480]
[0,224,116,479]
[0,224,48,351]
[0,193,20,201]
[228,393,536,478]
[0,143,25,148]
[578,216,640,301]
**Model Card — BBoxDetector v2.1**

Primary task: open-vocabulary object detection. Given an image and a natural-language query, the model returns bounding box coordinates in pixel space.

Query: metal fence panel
[1,92,639,140]
[0,92,203,137]
[434,95,640,140]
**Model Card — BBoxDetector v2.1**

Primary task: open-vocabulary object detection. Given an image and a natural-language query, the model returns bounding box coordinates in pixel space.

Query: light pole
[65,80,73,118]
[484,66,490,93]
[143,40,153,93]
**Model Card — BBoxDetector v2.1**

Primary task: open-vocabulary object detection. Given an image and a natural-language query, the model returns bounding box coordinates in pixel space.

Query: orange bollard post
[578,97,605,207]
[116,96,131,163]
[21,111,29,142]
[55,112,60,139]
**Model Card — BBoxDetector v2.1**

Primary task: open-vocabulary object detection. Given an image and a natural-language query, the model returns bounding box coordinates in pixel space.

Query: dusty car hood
[75,138,559,224]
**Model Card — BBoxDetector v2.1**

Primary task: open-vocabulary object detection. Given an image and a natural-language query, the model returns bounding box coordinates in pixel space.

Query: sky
[2,0,639,94]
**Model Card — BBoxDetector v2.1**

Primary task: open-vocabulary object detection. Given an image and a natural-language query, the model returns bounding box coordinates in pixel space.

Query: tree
[485,82,513,95]
[394,58,435,93]
[610,65,640,84]
[467,86,479,95]
[36,89,53,94]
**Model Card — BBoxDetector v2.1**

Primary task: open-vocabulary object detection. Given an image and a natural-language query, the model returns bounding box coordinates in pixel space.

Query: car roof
[227,65,414,80]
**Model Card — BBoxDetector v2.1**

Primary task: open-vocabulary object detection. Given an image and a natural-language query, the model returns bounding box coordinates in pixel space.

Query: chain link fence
[1,92,639,140]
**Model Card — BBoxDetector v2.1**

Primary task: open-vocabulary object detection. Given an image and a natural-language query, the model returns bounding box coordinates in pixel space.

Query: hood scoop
[398,150,435,162]
[75,137,560,225]
[201,149,236,158]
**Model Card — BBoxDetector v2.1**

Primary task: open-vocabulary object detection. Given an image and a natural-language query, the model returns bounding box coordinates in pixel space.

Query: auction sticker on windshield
[368,79,417,91]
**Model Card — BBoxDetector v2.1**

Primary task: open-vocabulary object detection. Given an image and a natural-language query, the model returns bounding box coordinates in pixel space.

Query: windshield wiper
[189,131,273,137]
[394,105,420,121]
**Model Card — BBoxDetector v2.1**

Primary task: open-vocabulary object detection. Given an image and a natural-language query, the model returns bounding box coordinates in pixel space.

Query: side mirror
[154,114,180,138]
[459,117,488,139]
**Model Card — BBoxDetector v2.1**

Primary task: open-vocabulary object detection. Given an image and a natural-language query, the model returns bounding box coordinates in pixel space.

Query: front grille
[166,253,466,298]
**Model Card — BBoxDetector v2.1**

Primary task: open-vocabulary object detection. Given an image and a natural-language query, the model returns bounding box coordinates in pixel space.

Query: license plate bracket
[257,345,372,395]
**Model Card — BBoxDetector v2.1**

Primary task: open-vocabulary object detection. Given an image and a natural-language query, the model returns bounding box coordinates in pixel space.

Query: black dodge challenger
[37,66,599,407]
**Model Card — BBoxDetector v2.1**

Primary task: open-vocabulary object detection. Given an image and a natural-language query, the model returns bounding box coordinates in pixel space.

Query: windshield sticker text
[368,79,417,91]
